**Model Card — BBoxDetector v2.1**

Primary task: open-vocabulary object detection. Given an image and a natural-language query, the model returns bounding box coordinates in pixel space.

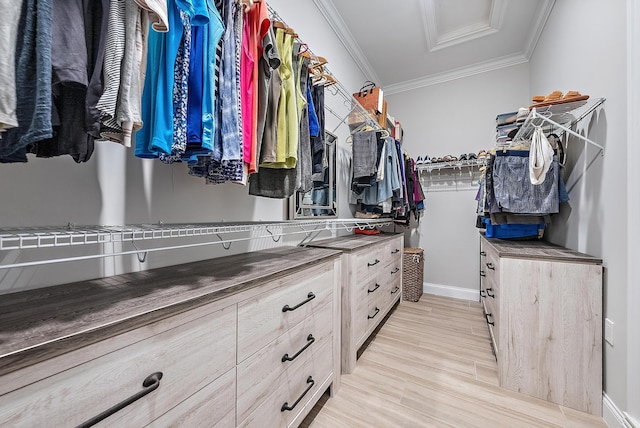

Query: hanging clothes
[246,0,270,174]
[255,22,280,164]
[0,0,25,133]
[296,52,313,193]
[240,14,254,170]
[260,26,297,169]
[0,0,53,163]
[310,83,325,175]
[188,0,243,184]
[136,0,187,158]
[85,0,111,146]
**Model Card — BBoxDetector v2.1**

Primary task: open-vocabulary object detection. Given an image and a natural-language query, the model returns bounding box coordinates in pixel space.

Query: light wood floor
[301,294,607,428]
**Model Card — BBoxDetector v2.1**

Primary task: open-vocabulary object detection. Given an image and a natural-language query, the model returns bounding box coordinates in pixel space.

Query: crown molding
[312,0,381,84]
[523,0,556,59]
[384,53,528,95]
[422,0,506,52]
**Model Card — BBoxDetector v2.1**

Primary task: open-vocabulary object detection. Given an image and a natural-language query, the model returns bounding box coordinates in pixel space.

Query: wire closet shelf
[511,97,606,154]
[0,219,393,269]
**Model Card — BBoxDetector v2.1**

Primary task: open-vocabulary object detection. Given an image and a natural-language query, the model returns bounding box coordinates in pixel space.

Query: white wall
[529,0,628,419]
[0,0,368,294]
[385,64,530,294]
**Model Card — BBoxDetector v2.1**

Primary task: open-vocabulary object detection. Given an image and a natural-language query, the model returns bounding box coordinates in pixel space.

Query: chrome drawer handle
[480,289,486,298]
[485,313,495,326]
[486,262,495,270]
[391,267,400,274]
[368,283,380,293]
[282,334,315,362]
[368,259,380,267]
[391,286,400,294]
[391,249,399,254]
[486,288,495,298]
[282,292,316,312]
[281,376,314,412]
[368,307,380,319]
[77,372,163,428]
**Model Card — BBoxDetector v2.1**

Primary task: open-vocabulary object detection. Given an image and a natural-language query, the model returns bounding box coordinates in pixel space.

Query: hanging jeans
[492,150,559,215]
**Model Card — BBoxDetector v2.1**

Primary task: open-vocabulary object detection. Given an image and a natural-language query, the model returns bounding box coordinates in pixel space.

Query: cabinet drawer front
[482,245,500,280]
[147,368,236,428]
[353,246,387,280]
[385,238,404,265]
[237,341,333,428]
[237,266,334,362]
[354,276,378,342]
[0,304,236,428]
[236,300,333,422]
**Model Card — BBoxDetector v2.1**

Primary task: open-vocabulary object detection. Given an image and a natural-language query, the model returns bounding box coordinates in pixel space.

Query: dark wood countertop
[305,233,403,253]
[481,234,602,264]
[0,246,341,376]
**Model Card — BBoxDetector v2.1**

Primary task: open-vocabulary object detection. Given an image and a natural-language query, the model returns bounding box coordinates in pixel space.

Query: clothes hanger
[285,27,298,38]
[312,72,337,87]
[297,43,309,55]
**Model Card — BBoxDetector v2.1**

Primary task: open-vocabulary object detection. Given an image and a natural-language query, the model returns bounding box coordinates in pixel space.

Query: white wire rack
[415,157,487,172]
[0,219,393,269]
[511,97,606,154]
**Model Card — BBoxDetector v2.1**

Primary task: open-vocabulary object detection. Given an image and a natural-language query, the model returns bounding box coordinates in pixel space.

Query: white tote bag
[529,126,554,185]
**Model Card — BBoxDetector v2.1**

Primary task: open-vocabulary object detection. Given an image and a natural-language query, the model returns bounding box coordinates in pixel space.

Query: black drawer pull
[486,288,495,298]
[368,307,380,319]
[282,334,315,362]
[485,313,495,326]
[282,292,315,312]
[368,259,380,267]
[391,267,400,274]
[480,251,486,256]
[281,376,314,412]
[486,262,495,270]
[480,270,486,277]
[77,372,163,428]
[368,283,380,293]
[391,249,400,254]
[480,289,486,298]
[391,286,400,294]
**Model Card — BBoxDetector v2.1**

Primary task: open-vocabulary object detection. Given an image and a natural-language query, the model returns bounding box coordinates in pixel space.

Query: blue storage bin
[483,218,544,239]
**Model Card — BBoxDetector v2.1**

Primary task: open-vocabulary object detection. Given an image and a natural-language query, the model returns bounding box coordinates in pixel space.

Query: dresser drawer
[236,300,333,423]
[147,368,236,428]
[385,237,403,265]
[237,265,334,362]
[353,245,387,281]
[237,341,333,428]
[0,303,236,428]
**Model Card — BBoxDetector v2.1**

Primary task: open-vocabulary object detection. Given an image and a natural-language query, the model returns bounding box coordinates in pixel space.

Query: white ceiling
[314,0,555,94]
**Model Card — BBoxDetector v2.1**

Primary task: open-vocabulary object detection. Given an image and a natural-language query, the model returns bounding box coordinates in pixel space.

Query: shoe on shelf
[423,156,431,164]
[416,156,424,164]
[459,153,468,161]
[468,152,477,160]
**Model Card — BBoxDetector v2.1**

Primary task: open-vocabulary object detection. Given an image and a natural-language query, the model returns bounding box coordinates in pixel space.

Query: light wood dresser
[308,233,404,374]
[479,234,603,415]
[0,246,342,428]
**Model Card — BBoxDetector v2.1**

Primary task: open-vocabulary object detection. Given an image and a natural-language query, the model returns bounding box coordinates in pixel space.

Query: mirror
[289,130,338,218]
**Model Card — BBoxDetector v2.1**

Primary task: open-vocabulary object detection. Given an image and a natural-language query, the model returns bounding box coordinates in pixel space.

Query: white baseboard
[604,392,637,428]
[423,282,479,302]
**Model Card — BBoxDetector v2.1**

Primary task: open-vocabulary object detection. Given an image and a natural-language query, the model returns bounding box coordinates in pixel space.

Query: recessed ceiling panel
[323,0,554,90]
[436,0,491,35]
[422,0,505,51]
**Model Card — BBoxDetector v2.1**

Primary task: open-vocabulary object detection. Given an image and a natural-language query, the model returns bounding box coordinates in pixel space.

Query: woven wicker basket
[402,248,424,302]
